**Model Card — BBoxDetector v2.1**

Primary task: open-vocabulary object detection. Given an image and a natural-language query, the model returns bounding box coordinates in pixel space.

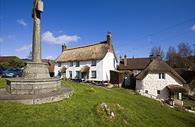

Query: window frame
[91,60,96,66]
[162,73,165,79]
[70,61,73,67]
[159,73,161,79]
[91,71,97,78]
[76,61,80,67]
[159,73,165,79]
[76,71,80,79]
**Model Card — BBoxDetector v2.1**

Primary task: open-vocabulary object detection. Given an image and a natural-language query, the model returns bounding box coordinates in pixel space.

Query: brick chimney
[124,54,127,66]
[156,55,162,60]
[62,43,67,52]
[107,32,112,51]
[149,54,161,61]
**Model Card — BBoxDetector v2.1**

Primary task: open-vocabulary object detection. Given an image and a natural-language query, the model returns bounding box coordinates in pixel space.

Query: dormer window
[91,60,96,66]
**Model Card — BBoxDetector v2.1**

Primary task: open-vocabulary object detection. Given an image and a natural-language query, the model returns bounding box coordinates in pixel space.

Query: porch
[167,85,186,107]
[80,65,90,81]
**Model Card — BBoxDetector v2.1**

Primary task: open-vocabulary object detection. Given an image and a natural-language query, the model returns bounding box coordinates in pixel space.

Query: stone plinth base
[6,78,61,95]
[0,86,73,104]
[0,62,74,104]
[22,62,50,79]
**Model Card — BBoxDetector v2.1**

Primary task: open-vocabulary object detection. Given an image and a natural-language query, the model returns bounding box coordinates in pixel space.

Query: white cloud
[16,44,32,52]
[191,25,195,31]
[45,56,54,60]
[0,37,3,43]
[16,19,27,27]
[42,31,80,45]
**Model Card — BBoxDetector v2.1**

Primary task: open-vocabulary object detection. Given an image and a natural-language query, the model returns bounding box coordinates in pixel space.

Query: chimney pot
[62,43,67,52]
[107,32,112,51]
[156,55,161,60]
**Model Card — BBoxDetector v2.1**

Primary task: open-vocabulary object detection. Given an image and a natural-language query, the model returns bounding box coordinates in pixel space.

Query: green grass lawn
[0,79,195,127]
[0,78,6,88]
[184,98,195,109]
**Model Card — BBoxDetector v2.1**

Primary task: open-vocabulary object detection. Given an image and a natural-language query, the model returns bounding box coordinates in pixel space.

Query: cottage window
[162,73,165,79]
[76,71,80,79]
[91,71,96,78]
[159,73,165,79]
[58,63,61,67]
[70,61,73,67]
[69,71,72,79]
[157,90,160,94]
[91,60,96,66]
[76,61,80,67]
[145,90,148,94]
[159,73,161,79]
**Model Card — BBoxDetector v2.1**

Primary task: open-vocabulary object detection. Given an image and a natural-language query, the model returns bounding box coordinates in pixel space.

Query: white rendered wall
[102,52,117,81]
[54,52,117,82]
[136,72,183,100]
[54,60,103,81]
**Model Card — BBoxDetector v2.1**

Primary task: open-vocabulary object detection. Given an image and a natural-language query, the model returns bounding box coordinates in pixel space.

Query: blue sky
[0,0,195,59]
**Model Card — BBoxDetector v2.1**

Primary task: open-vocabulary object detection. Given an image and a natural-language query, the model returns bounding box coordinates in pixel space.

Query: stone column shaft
[32,0,41,63]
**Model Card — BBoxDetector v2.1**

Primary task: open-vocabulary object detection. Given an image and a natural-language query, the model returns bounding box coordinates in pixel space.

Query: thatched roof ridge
[56,41,110,62]
[136,59,186,83]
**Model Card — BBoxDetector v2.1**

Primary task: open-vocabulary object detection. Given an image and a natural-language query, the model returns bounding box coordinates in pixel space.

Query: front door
[81,72,88,80]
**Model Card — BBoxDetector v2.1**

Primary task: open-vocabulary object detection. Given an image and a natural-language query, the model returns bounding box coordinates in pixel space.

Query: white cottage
[54,32,117,83]
[136,56,186,106]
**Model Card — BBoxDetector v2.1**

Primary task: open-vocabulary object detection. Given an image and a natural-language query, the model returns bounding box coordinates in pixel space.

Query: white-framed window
[159,73,165,79]
[162,73,165,79]
[70,61,73,67]
[76,61,80,67]
[69,71,72,79]
[91,60,96,66]
[145,90,148,94]
[76,71,80,79]
[91,71,96,78]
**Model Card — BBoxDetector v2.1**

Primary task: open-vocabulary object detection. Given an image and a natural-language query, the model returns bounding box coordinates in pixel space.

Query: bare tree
[166,46,178,67]
[150,46,165,58]
[178,42,192,58]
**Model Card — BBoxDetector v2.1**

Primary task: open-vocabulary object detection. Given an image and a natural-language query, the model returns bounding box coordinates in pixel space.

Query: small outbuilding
[135,56,186,106]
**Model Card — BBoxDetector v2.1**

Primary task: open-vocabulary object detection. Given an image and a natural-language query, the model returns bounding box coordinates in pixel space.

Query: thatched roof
[56,41,111,62]
[80,65,90,73]
[60,66,67,73]
[136,58,186,83]
[167,85,186,93]
[119,57,151,70]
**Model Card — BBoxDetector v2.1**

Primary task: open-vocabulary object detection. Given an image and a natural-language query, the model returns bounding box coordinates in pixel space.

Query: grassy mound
[0,79,195,127]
